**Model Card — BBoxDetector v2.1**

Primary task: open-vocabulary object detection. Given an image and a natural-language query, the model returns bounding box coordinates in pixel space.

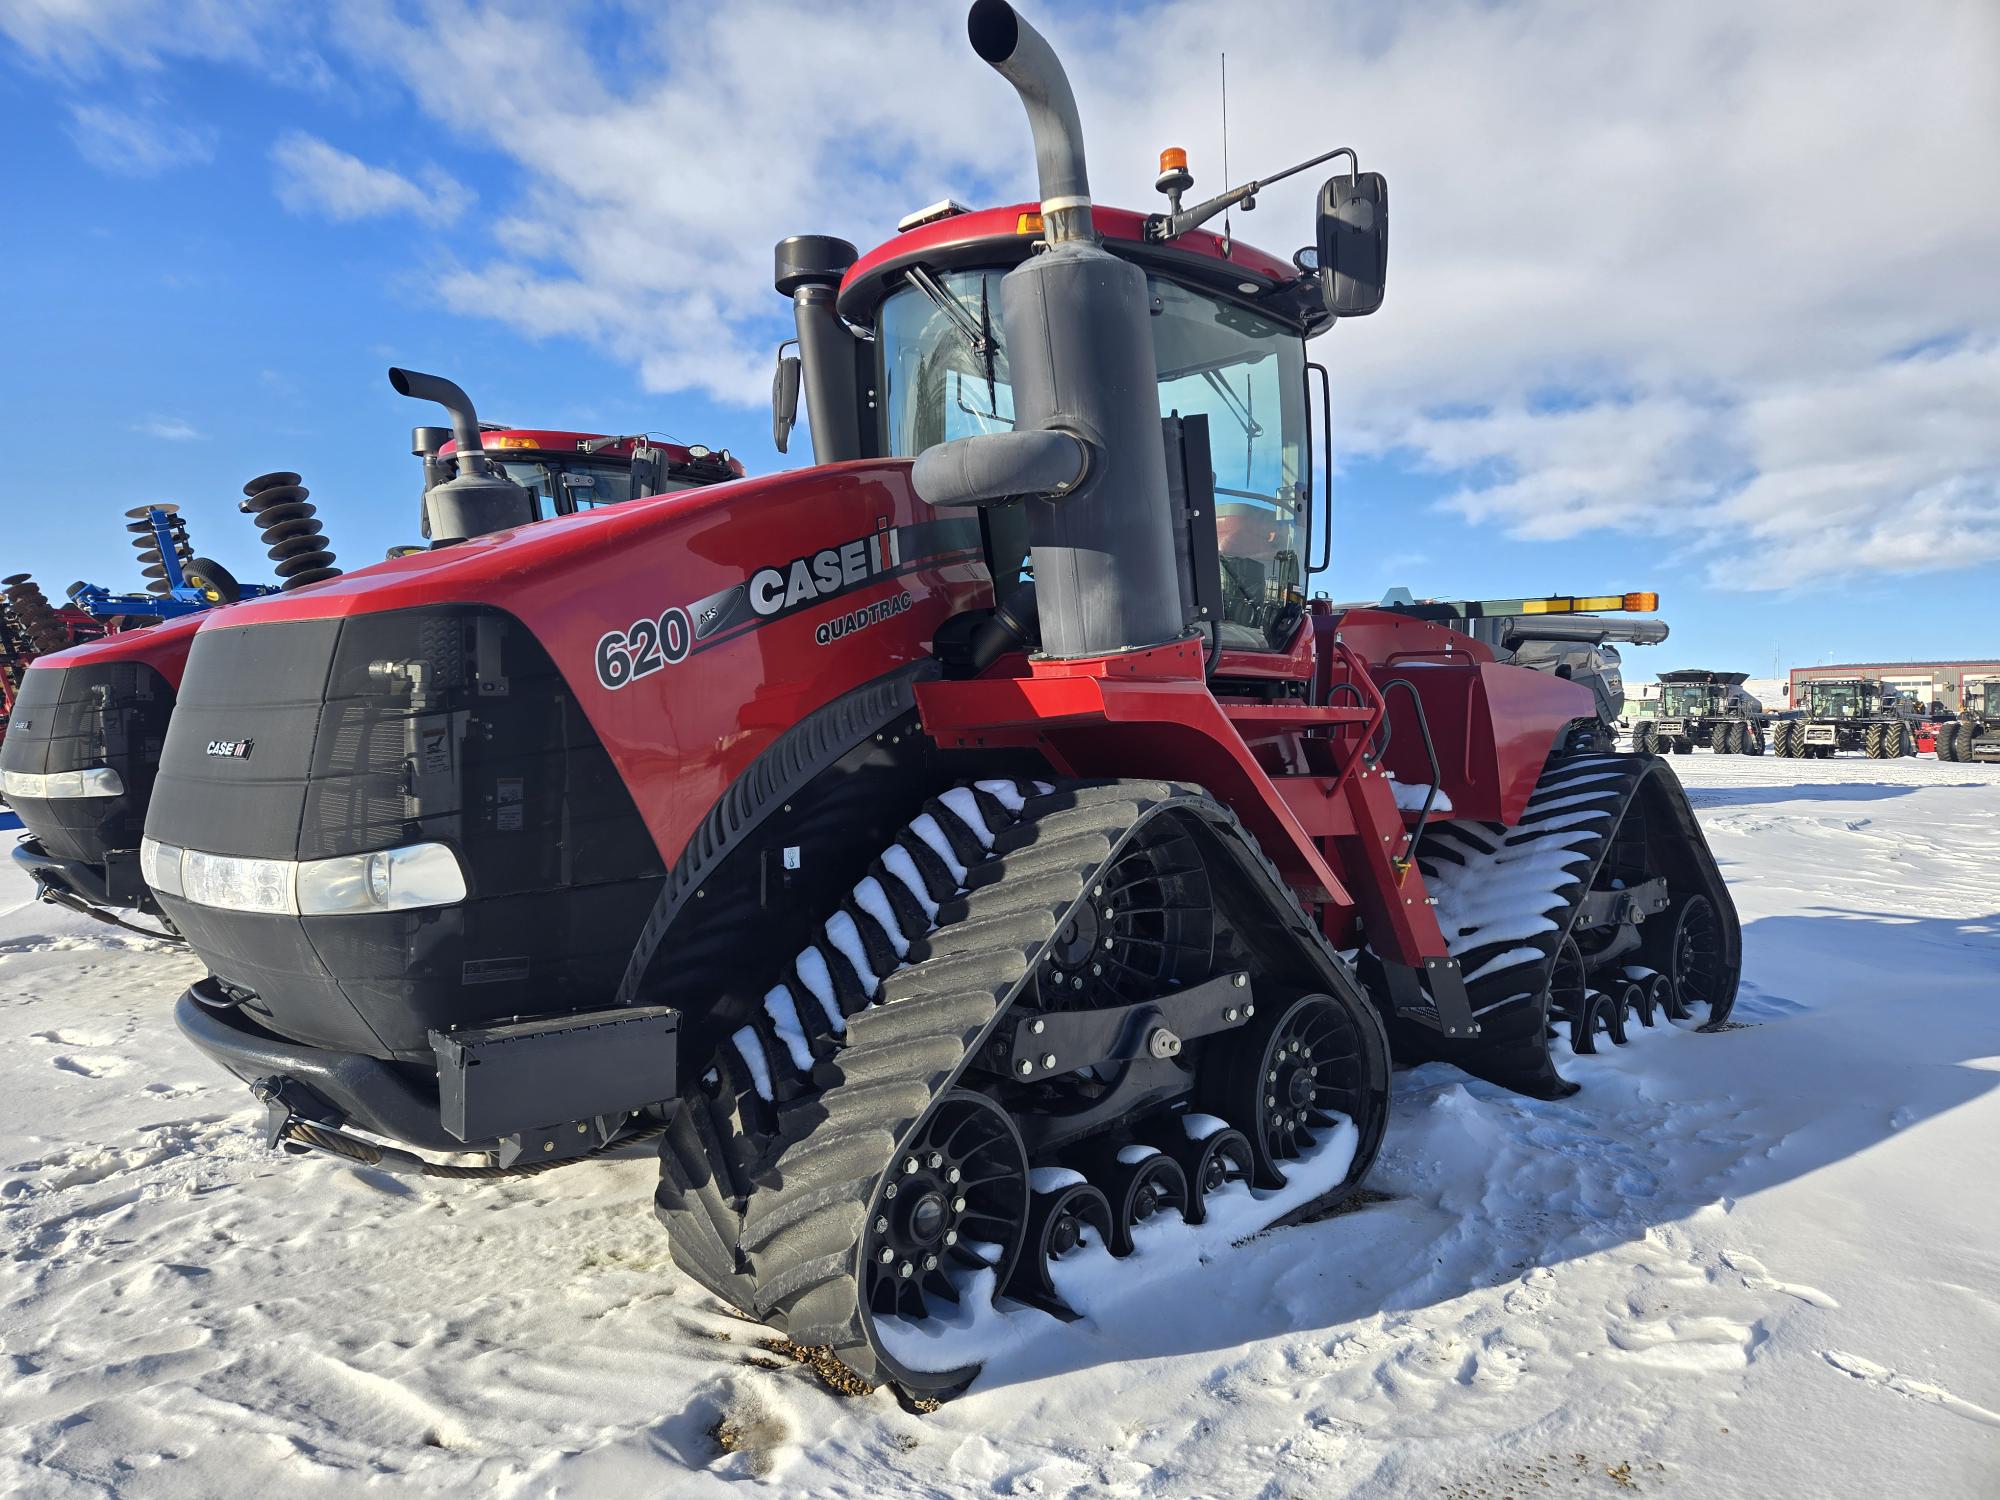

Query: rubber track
[1401,752,1740,1098]
[654,778,1387,1385]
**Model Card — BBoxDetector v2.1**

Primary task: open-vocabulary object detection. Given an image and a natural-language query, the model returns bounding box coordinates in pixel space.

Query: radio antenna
[1220,53,1232,256]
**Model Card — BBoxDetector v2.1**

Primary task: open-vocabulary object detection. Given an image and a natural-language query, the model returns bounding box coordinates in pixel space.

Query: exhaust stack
[913,1,1183,659]
[387,368,535,543]
[966,0,1092,243]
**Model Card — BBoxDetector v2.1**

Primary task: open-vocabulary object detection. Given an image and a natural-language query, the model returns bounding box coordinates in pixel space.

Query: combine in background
[1934,680,1999,763]
[1639,669,1771,756]
[1774,678,1918,758]
[153,2,1743,1398]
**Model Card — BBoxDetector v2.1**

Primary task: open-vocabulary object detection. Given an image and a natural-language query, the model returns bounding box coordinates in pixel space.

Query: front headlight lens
[4,766,125,799]
[295,844,467,915]
[183,849,298,914]
[137,839,466,916]
[139,837,184,897]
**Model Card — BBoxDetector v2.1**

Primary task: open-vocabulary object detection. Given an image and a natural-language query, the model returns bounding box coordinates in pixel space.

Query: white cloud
[64,101,213,175]
[270,132,473,226]
[135,416,203,441]
[13,0,2000,588]
[0,0,323,79]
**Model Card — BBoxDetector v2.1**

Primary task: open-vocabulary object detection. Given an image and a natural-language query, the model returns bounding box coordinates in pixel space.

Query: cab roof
[838,203,1327,336]
[440,430,743,477]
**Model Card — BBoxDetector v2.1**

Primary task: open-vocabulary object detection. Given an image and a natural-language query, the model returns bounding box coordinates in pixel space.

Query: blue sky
[2,0,1996,684]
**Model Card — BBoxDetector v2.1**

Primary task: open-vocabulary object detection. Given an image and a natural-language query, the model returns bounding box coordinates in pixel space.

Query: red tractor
[2,377,740,934]
[153,1,1738,1396]
[0,575,106,756]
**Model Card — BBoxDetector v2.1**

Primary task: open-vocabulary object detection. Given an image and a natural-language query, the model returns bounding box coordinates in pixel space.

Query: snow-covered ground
[3,753,1996,1497]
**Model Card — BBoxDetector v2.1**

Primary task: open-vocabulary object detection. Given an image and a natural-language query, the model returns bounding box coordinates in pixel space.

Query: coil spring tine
[241,471,340,590]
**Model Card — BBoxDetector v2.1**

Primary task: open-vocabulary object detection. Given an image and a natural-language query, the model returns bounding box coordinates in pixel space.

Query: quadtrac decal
[592,517,981,691]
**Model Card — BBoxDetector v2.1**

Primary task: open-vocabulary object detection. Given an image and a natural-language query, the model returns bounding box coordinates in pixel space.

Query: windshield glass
[493,458,644,515]
[878,268,1308,649]
[1660,684,1713,716]
[1809,683,1862,717]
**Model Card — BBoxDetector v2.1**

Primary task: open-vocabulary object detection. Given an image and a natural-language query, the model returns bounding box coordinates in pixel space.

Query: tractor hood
[22,610,205,687]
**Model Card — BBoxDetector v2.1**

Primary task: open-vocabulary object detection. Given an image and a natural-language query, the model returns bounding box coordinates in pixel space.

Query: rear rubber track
[653,777,1390,1391]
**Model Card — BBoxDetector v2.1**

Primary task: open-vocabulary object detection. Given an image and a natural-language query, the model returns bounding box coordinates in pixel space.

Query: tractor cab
[1659,680,1722,719]
[430,430,743,522]
[778,165,1379,665]
[1802,678,1873,719]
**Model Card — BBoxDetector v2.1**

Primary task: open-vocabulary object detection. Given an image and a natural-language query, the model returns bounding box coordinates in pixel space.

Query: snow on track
[2,752,1996,1497]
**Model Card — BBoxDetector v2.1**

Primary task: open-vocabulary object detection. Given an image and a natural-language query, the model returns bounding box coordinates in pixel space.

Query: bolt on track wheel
[1038,818,1213,1009]
[1656,893,1727,1024]
[1008,1181,1113,1316]
[1198,993,1362,1190]
[861,1090,1028,1331]
[1154,1123,1253,1225]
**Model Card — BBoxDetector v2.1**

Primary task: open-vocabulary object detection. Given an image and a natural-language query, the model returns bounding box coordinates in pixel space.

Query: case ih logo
[205,738,254,759]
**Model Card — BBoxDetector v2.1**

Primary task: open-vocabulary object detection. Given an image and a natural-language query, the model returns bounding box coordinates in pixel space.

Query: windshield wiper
[906,265,1000,409]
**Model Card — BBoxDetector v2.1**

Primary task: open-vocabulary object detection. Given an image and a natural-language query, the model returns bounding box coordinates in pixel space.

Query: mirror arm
[1146,146,1359,242]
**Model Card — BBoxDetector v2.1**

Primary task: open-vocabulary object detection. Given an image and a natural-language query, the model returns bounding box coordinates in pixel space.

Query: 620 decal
[595,607,692,689]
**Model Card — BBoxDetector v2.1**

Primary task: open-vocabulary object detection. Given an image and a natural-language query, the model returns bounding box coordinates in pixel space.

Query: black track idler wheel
[1198,992,1361,1191]
[1152,1122,1253,1226]
[1076,1146,1190,1256]
[1008,1180,1114,1317]
[242,471,341,590]
[1650,892,1730,1026]
[859,1089,1028,1326]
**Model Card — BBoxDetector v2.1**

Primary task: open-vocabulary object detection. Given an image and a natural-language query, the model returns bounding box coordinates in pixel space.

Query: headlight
[139,838,184,897]
[138,838,466,916]
[3,766,125,799]
[295,845,468,915]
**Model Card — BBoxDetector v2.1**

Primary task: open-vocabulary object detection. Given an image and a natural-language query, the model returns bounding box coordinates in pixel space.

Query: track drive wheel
[1198,992,1365,1191]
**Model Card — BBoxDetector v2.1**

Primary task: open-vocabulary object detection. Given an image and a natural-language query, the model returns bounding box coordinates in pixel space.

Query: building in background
[1785,661,2000,714]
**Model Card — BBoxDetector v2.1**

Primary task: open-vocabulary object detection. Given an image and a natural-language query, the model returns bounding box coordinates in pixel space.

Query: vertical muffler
[387,368,536,543]
[914,0,1185,660]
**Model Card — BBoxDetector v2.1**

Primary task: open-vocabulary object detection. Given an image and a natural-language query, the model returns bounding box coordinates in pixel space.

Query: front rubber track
[1395,753,1741,1099]
[654,779,1392,1392]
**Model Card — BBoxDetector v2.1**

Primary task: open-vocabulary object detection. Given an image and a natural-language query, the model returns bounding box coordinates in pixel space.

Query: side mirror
[772,346,802,454]
[1317,171,1388,317]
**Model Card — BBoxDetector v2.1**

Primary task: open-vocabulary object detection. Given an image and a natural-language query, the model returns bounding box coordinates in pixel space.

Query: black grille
[150,605,664,1060]
[1,656,174,865]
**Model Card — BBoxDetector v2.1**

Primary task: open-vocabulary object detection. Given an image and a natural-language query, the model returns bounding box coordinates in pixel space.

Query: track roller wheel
[1650,893,1728,1025]
[860,1090,1028,1329]
[1088,1152,1192,1256]
[1568,990,1613,1054]
[1198,992,1362,1191]
[1603,980,1641,1044]
[1151,1120,1253,1226]
[1007,1180,1113,1316]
